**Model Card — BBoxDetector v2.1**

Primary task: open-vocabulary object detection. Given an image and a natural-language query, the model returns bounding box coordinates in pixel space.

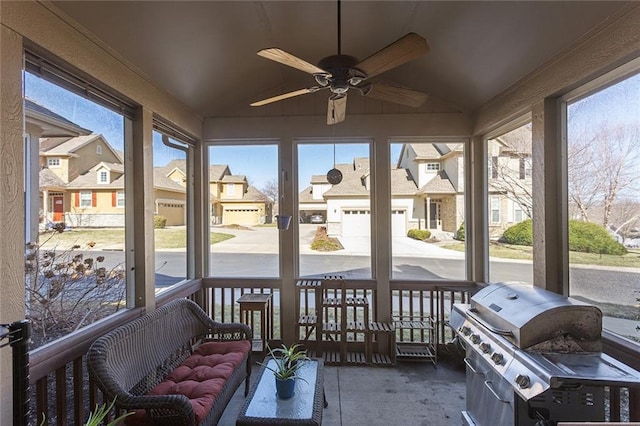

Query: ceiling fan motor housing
[316,55,363,94]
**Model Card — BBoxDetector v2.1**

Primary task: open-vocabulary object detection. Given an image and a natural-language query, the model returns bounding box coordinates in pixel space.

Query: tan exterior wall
[210,182,222,199]
[223,202,265,225]
[68,142,120,182]
[167,169,186,186]
[155,189,186,226]
[49,156,71,182]
[221,182,245,200]
[157,204,184,226]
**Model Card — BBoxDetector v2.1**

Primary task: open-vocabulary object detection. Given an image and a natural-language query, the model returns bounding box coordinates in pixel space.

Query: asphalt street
[73,224,639,337]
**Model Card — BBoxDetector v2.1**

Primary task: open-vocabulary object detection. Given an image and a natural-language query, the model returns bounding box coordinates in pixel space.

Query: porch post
[372,134,392,350]
[279,136,296,344]
[426,197,431,229]
[131,106,156,310]
[531,98,568,294]
[0,25,27,425]
[468,135,488,283]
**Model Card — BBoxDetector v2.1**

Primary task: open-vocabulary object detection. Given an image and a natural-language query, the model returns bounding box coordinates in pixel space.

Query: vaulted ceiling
[52,1,631,120]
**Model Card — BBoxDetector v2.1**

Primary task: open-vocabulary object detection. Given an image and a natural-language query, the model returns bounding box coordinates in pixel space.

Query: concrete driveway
[211,224,464,259]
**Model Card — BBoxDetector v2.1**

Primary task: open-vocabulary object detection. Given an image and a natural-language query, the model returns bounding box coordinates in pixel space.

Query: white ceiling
[52,1,631,119]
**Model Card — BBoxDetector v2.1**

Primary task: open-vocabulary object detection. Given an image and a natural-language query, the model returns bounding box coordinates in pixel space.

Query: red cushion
[126,340,251,425]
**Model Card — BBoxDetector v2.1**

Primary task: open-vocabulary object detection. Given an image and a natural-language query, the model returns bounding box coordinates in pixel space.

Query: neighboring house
[28,99,187,228]
[161,162,272,226]
[299,139,531,238]
[488,126,533,238]
[398,143,465,235]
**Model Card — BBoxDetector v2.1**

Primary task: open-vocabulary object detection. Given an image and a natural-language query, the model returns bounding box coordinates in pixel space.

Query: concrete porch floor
[219,351,467,426]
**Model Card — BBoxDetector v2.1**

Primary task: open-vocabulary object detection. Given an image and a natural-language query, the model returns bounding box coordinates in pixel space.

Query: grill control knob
[470,334,481,344]
[460,326,471,336]
[515,374,531,389]
[479,342,491,353]
[491,352,504,365]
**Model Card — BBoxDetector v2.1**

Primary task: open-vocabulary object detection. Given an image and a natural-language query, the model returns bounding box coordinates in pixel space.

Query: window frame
[116,190,125,208]
[426,162,440,171]
[490,197,501,224]
[47,158,60,168]
[79,190,93,208]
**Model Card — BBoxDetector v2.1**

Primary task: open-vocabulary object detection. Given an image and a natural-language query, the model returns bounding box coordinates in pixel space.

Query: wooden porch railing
[18,278,640,424]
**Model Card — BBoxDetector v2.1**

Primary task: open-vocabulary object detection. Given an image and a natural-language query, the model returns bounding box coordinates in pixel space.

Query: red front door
[53,196,64,222]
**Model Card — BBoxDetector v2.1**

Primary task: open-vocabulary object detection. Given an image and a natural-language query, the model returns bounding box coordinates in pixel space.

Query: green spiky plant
[85,398,133,426]
[259,343,309,381]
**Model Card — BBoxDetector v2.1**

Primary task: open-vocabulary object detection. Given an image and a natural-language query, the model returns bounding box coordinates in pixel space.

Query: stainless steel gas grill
[450,282,640,426]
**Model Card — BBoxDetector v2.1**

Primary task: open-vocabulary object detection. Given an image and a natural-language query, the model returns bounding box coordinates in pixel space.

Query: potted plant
[260,343,309,399]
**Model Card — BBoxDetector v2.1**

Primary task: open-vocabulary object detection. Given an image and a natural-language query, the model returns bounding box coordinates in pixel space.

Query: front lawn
[38,228,234,250]
[440,241,640,268]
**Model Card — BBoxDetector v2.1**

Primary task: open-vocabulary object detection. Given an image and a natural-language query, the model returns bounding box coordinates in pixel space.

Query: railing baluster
[631,387,640,421]
[610,386,621,421]
[73,358,83,425]
[36,377,48,426]
[55,366,66,425]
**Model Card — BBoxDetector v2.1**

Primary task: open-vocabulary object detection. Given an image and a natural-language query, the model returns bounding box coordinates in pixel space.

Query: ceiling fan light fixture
[314,74,330,87]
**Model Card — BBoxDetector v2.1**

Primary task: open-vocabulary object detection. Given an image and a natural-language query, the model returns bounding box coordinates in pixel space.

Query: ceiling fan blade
[364,82,428,108]
[355,33,429,79]
[250,88,316,106]
[327,95,347,125]
[257,48,331,76]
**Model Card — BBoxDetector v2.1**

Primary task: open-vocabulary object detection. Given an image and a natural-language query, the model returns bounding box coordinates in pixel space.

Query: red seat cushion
[126,340,251,425]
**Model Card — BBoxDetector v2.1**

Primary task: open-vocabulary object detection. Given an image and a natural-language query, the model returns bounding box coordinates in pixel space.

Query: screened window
[487,122,533,285]
[566,71,640,342]
[298,141,371,279]
[24,67,128,349]
[208,144,278,278]
[153,129,191,290]
[390,141,466,280]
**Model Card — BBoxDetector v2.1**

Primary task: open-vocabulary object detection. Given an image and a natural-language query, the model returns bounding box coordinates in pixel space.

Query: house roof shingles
[418,170,456,194]
[39,168,67,189]
[390,168,418,195]
[40,134,103,155]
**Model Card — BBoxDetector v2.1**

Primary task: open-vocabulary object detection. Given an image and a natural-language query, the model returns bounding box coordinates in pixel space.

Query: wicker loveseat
[87,298,252,425]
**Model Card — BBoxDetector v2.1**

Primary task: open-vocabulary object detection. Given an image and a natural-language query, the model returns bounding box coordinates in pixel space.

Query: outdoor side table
[236,358,324,426]
[237,293,272,352]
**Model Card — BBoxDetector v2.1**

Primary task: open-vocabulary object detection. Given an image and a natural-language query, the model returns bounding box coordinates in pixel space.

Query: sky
[25,70,639,194]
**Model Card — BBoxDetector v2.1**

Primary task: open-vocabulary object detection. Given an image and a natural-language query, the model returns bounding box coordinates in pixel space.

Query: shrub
[501,219,627,255]
[407,229,431,241]
[455,222,465,241]
[501,219,533,246]
[310,226,343,251]
[154,215,167,229]
[568,220,627,255]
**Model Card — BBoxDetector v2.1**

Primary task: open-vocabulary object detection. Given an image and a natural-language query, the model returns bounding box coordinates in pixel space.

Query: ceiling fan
[250,1,430,125]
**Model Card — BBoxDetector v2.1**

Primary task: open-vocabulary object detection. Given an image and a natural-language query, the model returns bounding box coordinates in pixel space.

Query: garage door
[391,210,406,236]
[342,210,370,237]
[224,208,259,226]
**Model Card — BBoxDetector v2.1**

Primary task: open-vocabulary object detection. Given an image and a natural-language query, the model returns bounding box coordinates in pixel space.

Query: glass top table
[236,357,324,425]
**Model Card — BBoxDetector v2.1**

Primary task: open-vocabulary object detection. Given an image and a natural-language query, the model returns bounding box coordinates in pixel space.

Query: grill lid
[470,282,602,350]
